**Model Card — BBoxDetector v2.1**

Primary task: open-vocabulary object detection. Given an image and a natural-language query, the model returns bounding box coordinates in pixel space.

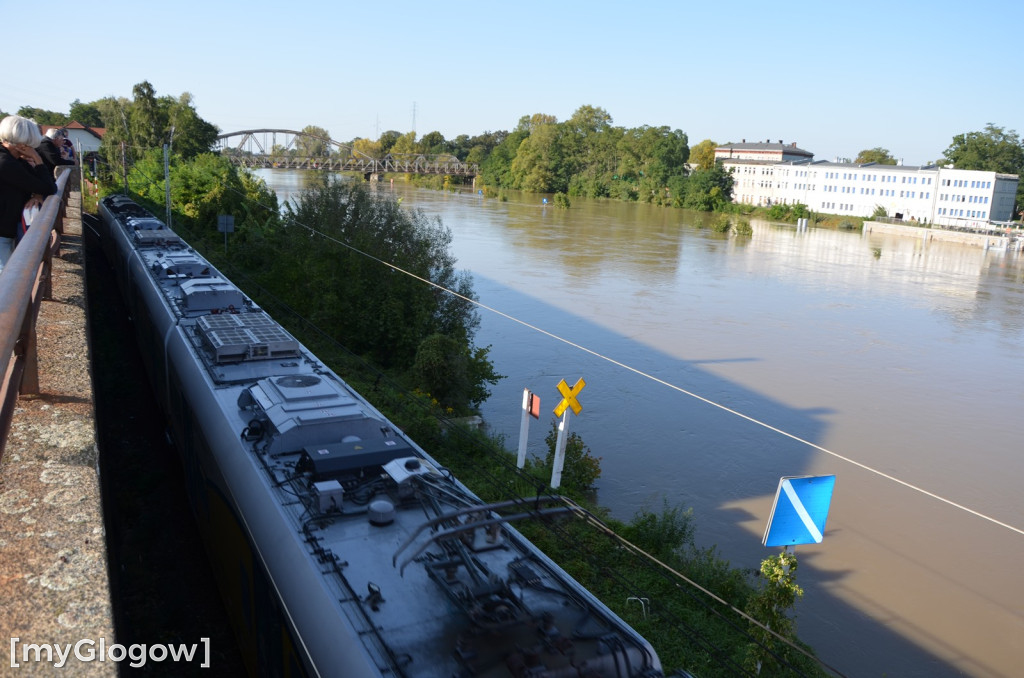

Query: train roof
[98,195,663,677]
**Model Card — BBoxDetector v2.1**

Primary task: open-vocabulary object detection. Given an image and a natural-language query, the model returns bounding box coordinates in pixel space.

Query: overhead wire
[100,154,1007,676]
[247,183,1024,539]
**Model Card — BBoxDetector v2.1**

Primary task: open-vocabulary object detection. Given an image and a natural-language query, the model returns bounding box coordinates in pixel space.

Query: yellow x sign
[554,378,586,417]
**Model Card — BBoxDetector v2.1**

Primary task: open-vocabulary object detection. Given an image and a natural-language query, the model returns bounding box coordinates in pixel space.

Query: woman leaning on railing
[0,163,72,462]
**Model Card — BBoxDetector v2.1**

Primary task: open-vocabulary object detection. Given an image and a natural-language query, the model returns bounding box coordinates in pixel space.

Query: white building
[720,156,1019,226]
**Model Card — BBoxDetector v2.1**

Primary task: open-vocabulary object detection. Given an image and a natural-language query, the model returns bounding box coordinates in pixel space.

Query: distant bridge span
[215,129,478,177]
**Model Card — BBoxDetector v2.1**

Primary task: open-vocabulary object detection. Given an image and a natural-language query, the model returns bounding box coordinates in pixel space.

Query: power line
[265,185,1024,540]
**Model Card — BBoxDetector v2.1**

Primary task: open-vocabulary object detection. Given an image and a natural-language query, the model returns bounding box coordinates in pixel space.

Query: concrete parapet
[0,188,116,675]
[864,220,1020,249]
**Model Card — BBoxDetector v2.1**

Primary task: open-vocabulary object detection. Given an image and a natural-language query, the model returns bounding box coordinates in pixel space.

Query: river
[256,171,1024,678]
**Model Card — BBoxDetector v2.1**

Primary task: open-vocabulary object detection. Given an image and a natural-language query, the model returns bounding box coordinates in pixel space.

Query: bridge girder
[215,128,479,177]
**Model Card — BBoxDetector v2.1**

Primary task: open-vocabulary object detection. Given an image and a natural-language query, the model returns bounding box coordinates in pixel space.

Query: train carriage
[97,195,663,678]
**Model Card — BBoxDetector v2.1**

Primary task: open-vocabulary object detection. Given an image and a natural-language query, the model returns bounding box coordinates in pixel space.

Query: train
[96,194,664,677]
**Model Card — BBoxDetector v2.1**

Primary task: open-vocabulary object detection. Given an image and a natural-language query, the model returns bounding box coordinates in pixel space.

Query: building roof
[41,121,106,140]
[65,121,106,138]
[716,140,813,157]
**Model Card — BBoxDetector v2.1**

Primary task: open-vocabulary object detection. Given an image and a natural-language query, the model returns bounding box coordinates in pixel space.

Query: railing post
[0,168,71,461]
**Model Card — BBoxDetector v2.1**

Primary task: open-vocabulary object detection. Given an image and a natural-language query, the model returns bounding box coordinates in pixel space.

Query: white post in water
[551,410,570,489]
[517,388,530,468]
[550,377,585,490]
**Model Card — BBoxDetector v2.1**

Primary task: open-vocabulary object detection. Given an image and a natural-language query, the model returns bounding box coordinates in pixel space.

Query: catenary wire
[265,184,1024,539]
[99,155,1019,540]
[103,163,847,674]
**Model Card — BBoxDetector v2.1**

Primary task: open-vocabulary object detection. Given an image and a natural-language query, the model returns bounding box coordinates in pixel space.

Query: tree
[680,166,734,211]
[689,139,718,170]
[16,106,66,126]
[418,131,448,154]
[297,125,331,157]
[516,113,558,133]
[95,83,220,176]
[129,81,161,149]
[943,124,1024,209]
[390,131,419,155]
[166,93,219,159]
[538,419,602,495]
[480,128,528,188]
[69,99,104,127]
[744,551,804,674]
[855,147,897,165]
[378,130,402,155]
[943,123,1024,174]
[352,137,382,158]
[510,121,566,193]
[250,177,488,384]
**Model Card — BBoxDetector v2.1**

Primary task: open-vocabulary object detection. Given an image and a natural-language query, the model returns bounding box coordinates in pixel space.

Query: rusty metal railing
[0,167,72,462]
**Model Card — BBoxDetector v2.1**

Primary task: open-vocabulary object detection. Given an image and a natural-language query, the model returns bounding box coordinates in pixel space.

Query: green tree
[96,83,220,177]
[537,419,602,495]
[943,123,1024,174]
[943,124,1024,209]
[681,166,734,211]
[419,130,448,154]
[689,139,718,170]
[744,551,804,674]
[16,106,66,126]
[69,99,104,127]
[390,131,419,155]
[127,150,279,241]
[245,177,488,381]
[411,334,502,411]
[855,147,897,164]
[166,93,219,159]
[480,128,528,188]
[297,125,332,157]
[510,121,566,192]
[129,81,162,149]
[378,130,402,155]
[352,137,382,158]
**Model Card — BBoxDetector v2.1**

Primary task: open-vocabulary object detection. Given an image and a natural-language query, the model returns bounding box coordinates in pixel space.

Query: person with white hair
[38,126,76,172]
[0,115,57,272]
[45,127,75,162]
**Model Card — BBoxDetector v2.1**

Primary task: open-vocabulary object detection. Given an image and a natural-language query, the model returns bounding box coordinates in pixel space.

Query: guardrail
[0,167,72,462]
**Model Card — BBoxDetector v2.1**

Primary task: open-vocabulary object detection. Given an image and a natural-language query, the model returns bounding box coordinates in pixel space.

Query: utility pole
[163,145,174,229]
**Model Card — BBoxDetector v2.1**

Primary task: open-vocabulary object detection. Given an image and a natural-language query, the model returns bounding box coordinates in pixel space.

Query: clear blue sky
[5,0,1021,165]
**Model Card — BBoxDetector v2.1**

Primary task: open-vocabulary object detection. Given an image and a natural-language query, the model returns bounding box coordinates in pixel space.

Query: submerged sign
[763,475,836,547]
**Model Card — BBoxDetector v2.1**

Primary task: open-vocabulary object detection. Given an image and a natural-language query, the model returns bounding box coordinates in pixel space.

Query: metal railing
[0,167,72,462]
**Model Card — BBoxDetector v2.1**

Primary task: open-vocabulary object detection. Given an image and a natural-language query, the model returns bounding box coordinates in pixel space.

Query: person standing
[37,127,76,174]
[0,115,57,272]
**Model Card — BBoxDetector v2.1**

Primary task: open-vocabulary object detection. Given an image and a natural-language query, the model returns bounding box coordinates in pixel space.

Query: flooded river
[259,171,1024,678]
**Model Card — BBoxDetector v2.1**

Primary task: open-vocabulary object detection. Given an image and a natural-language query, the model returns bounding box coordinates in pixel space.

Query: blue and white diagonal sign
[762,475,836,547]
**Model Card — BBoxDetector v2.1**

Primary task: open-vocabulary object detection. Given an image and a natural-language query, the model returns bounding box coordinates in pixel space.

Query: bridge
[215,129,479,178]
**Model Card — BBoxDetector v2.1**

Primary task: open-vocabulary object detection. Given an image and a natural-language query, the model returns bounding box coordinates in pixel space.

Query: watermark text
[10,637,210,669]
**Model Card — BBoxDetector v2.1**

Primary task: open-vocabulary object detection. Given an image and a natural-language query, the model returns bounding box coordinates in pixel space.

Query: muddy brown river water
[261,172,1024,677]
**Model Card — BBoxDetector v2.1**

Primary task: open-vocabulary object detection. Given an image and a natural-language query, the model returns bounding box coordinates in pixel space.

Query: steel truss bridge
[215,129,478,177]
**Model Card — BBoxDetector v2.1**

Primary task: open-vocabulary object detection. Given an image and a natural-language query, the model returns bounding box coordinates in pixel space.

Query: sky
[4,0,1021,166]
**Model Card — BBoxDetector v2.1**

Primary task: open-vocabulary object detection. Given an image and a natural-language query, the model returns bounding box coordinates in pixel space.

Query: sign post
[551,378,585,489]
[762,475,836,549]
[218,214,235,255]
[516,389,540,468]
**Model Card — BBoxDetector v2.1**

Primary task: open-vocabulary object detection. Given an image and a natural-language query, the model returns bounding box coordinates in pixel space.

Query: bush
[710,214,732,233]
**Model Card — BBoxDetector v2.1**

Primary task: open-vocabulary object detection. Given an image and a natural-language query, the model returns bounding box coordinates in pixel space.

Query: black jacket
[0,145,58,239]
[36,138,75,174]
